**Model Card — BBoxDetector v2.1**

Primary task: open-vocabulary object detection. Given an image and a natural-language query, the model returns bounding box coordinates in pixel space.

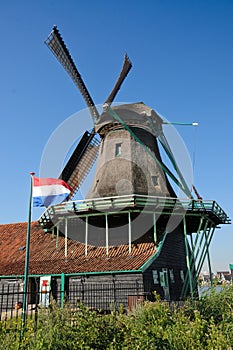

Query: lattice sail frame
[45,26,99,123]
[59,131,100,199]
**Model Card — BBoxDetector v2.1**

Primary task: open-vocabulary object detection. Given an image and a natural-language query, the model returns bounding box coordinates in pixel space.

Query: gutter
[0,269,141,280]
[139,231,168,272]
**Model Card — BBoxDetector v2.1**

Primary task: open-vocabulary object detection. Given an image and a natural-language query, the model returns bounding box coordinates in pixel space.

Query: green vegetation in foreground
[0,285,233,350]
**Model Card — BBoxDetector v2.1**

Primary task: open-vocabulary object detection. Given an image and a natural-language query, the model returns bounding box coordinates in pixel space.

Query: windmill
[41,26,229,301]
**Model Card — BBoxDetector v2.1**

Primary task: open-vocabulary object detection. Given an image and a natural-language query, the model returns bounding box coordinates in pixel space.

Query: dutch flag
[32,177,72,207]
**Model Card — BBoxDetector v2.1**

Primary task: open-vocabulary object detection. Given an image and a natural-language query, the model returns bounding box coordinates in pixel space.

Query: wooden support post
[61,273,65,308]
[205,228,213,285]
[183,217,194,299]
[181,218,208,298]
[56,223,59,249]
[85,215,88,256]
[153,212,157,243]
[128,212,132,254]
[196,224,215,281]
[65,219,68,258]
[105,214,109,256]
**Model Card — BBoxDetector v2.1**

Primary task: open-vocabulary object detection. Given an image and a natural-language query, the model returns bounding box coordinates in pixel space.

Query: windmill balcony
[38,194,230,234]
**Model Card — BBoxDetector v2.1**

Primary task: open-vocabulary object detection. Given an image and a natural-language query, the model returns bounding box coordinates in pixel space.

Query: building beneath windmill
[0,27,230,312]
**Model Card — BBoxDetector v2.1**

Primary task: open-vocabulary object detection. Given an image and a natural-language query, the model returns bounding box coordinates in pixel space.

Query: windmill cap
[96,102,163,136]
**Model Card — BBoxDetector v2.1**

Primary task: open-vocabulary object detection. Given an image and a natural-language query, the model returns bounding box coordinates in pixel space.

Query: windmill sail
[104,54,132,106]
[59,130,100,199]
[44,26,99,123]
[45,26,132,198]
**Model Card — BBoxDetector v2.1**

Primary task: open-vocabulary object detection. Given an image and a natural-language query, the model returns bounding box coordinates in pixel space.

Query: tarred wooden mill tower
[38,26,229,303]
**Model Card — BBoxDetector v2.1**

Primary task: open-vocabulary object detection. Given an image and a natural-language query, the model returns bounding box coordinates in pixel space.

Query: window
[152,270,159,284]
[151,175,158,186]
[180,270,185,283]
[169,269,175,283]
[115,143,122,157]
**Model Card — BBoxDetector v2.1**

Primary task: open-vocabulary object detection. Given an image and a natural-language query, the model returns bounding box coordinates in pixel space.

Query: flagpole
[20,171,35,339]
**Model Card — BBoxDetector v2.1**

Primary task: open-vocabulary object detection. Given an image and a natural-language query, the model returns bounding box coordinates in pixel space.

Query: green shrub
[0,285,233,349]
[119,299,173,349]
[197,285,233,324]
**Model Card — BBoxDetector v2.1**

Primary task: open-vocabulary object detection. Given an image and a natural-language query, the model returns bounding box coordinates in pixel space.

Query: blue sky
[0,0,232,272]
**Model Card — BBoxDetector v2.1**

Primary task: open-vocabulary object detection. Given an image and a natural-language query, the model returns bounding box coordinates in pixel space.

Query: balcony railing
[38,194,230,229]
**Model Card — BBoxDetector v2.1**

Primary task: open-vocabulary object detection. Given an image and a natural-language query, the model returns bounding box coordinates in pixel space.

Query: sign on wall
[40,276,51,307]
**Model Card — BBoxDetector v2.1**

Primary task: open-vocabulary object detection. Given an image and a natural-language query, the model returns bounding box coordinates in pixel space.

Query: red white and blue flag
[32,177,71,207]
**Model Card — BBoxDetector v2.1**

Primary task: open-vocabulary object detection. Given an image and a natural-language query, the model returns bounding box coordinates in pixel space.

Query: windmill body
[87,102,175,199]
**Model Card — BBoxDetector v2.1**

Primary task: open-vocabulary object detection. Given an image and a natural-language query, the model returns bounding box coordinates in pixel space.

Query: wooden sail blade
[45,26,99,123]
[59,129,100,198]
[104,54,132,106]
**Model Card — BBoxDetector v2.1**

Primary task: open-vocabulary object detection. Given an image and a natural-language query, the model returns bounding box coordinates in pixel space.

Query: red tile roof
[0,222,157,276]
